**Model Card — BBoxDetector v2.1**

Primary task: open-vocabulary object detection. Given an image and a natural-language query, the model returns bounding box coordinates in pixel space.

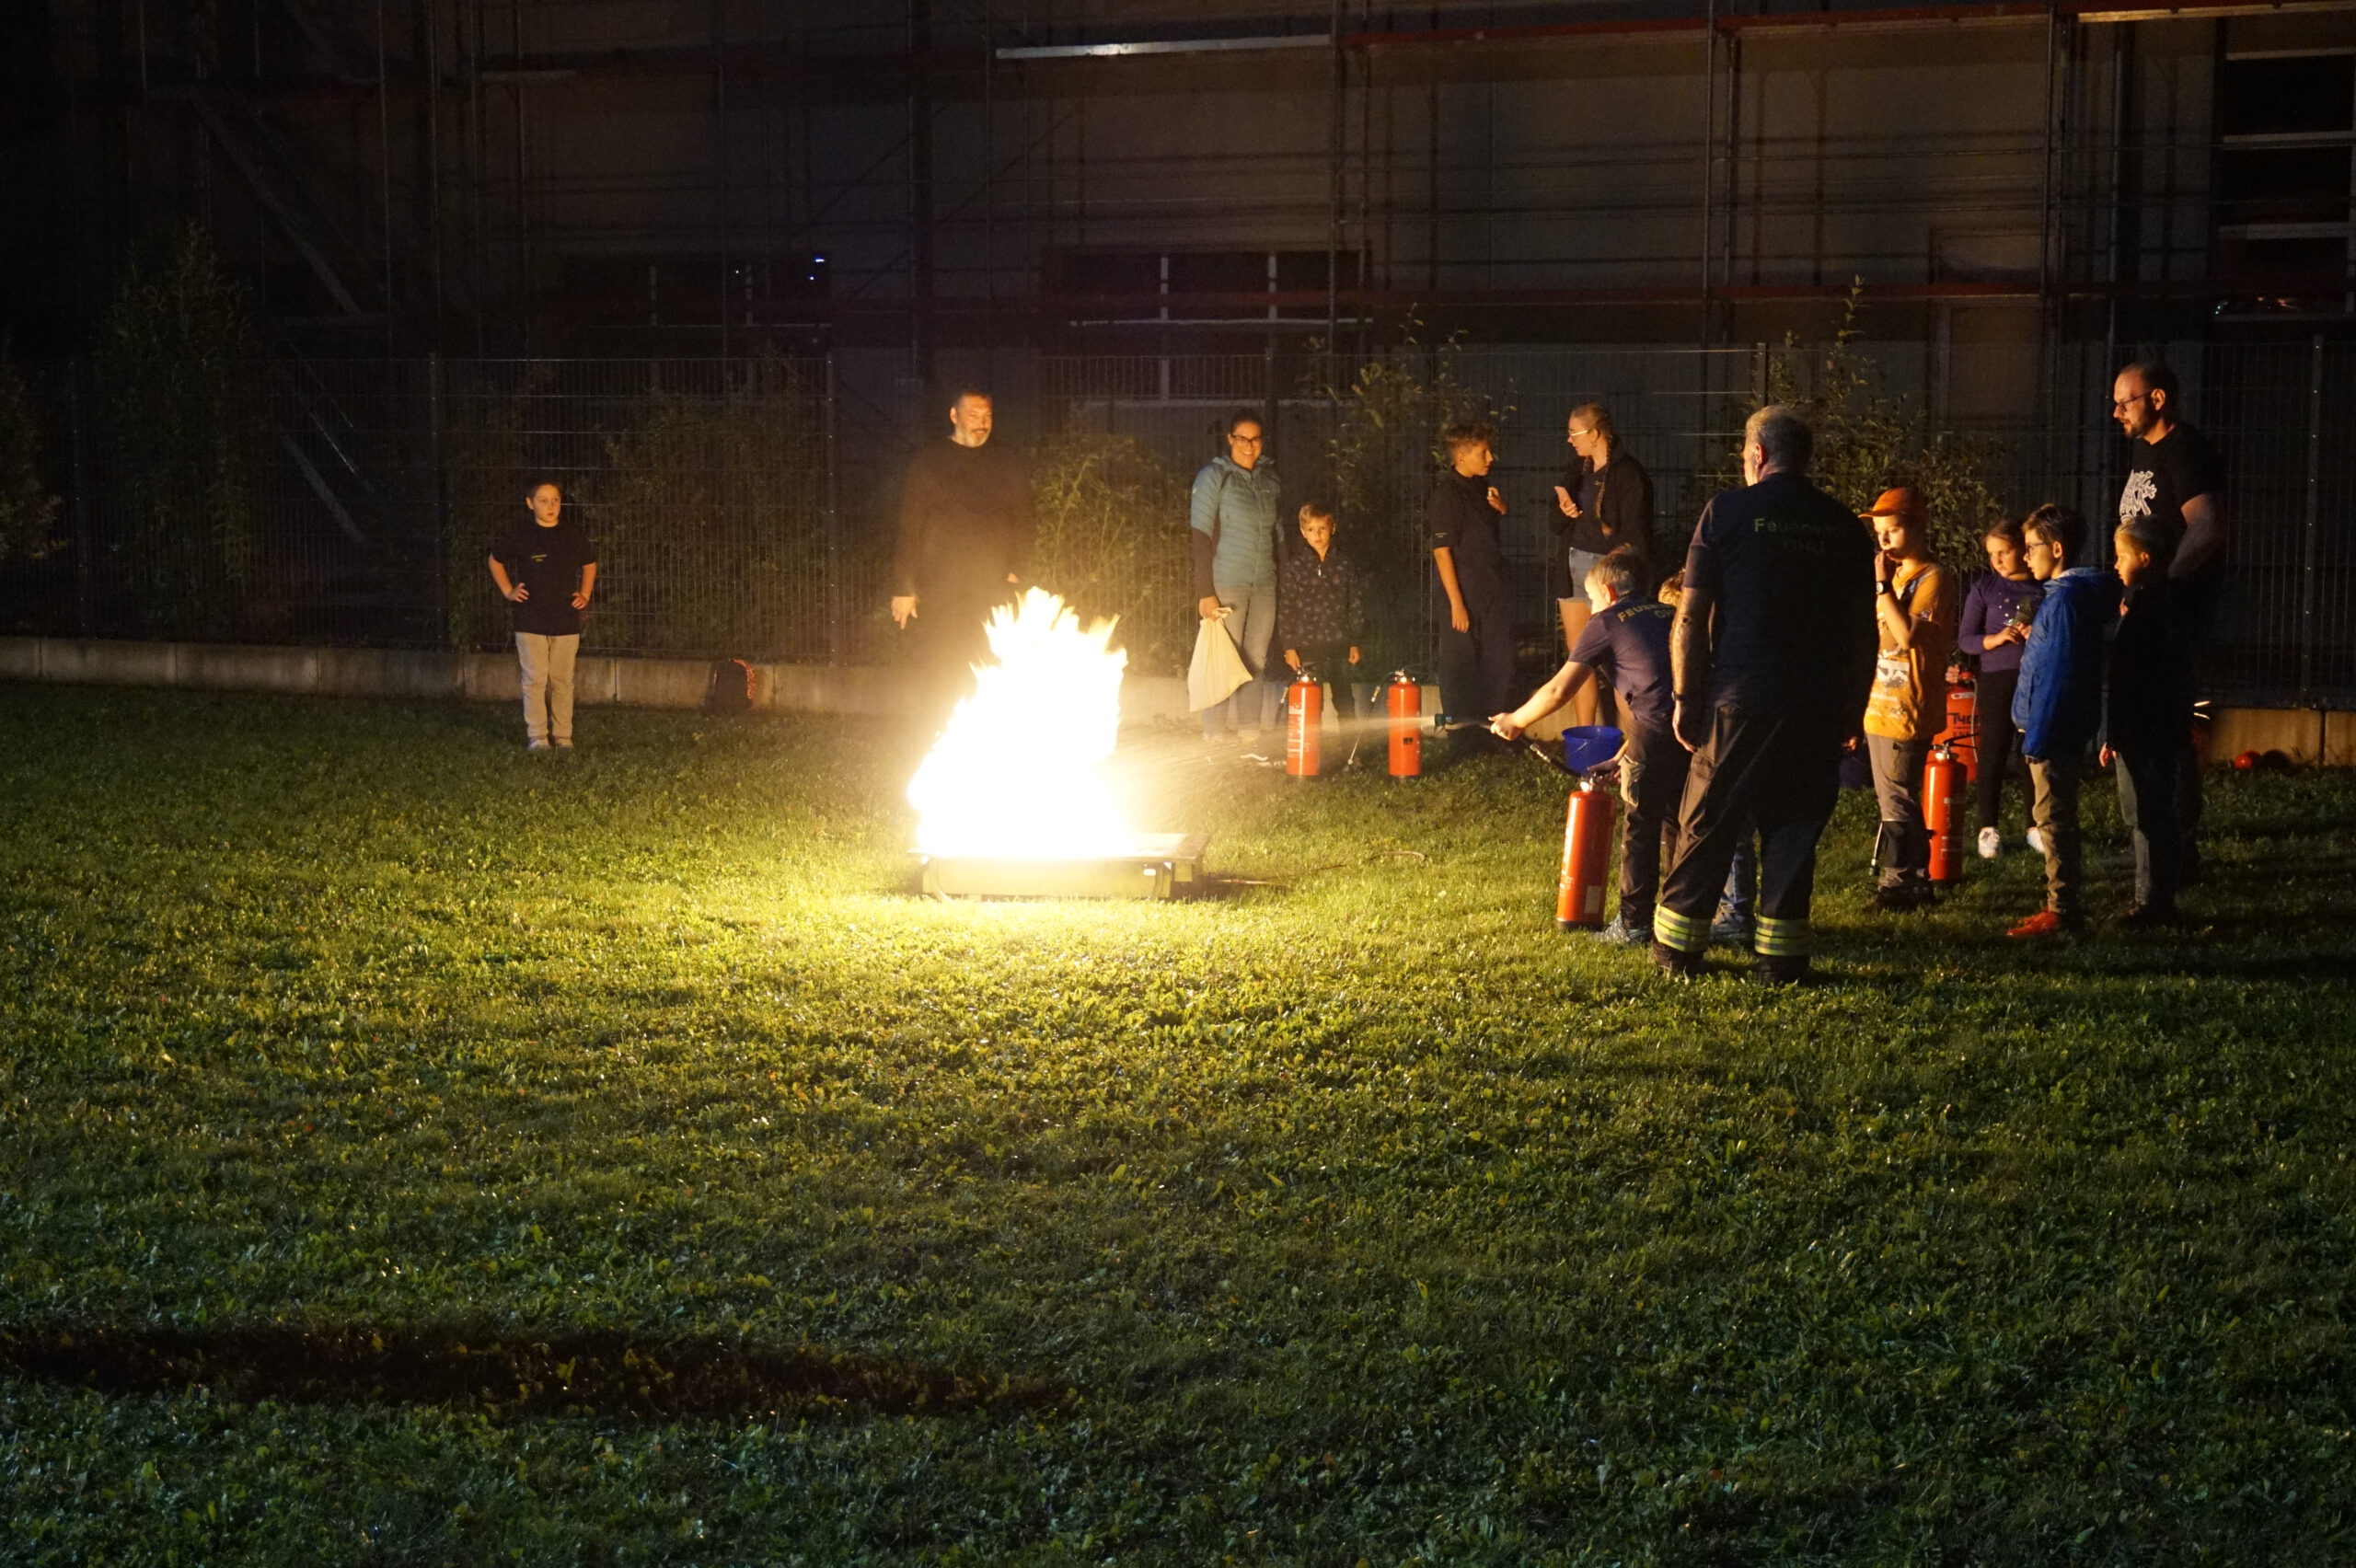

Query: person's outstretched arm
[1493,660,1594,738]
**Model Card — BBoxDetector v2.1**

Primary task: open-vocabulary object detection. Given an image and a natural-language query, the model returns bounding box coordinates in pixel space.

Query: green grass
[1,683,2351,1565]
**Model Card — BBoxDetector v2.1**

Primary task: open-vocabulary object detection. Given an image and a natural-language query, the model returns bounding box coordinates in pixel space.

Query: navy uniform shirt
[491,519,598,637]
[1569,595,1676,731]
[1680,472,1876,712]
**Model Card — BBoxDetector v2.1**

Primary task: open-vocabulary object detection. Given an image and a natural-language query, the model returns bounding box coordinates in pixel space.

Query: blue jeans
[1202,582,1277,736]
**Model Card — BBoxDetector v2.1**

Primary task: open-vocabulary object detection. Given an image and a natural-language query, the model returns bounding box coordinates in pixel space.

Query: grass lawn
[1,682,2351,1565]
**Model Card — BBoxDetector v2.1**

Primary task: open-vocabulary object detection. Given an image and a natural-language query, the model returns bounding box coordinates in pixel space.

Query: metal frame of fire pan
[914,833,1209,901]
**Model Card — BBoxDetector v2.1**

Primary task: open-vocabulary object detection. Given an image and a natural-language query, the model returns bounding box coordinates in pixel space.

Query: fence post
[66,359,92,638]
[2298,333,2324,698]
[824,351,843,663]
[428,351,450,647]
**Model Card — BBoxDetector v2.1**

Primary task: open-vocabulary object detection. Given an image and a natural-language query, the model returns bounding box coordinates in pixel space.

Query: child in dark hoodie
[1276,502,1371,721]
[2008,503,2119,938]
[2101,515,2193,926]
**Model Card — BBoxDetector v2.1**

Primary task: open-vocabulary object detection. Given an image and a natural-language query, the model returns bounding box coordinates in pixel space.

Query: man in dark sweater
[891,389,1034,723]
[1651,407,1877,985]
[487,480,597,752]
[1428,421,1516,745]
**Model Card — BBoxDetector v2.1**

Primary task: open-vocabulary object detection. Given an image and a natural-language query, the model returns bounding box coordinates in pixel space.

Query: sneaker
[2006,908,2080,939]
[1977,827,2002,860]
[1709,908,1753,946]
[554,737,574,750]
[1753,955,1812,986]
[1865,883,1932,914]
[2117,903,2183,929]
[526,738,551,752]
[2026,826,2045,855]
[1593,917,1651,947]
[1651,940,1703,981]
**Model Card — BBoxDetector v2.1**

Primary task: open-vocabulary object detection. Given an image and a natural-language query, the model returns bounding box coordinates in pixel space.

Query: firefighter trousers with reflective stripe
[1654,700,1848,957]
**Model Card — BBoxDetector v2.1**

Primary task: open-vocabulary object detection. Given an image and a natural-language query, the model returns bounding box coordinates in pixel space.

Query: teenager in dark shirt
[890,389,1033,724]
[1651,406,1877,984]
[1276,502,1369,722]
[1956,516,2044,859]
[1494,547,1680,945]
[1427,421,1515,746]
[2112,360,2227,881]
[487,480,597,752]
[2102,516,2194,926]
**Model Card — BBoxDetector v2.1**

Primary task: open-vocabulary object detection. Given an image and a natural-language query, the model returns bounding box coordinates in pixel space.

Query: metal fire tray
[914,833,1209,901]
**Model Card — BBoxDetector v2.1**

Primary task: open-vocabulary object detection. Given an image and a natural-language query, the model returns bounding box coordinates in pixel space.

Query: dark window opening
[2217,55,2354,138]
[2217,146,2356,226]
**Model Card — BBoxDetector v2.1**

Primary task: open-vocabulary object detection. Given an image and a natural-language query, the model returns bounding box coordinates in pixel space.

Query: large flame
[907,588,1132,859]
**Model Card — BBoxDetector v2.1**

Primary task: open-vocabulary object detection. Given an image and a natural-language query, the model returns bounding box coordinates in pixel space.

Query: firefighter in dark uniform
[1651,406,1877,985]
[1427,420,1516,744]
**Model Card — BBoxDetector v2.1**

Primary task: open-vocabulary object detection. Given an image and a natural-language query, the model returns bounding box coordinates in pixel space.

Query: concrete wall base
[17,636,2336,762]
[0,635,1408,729]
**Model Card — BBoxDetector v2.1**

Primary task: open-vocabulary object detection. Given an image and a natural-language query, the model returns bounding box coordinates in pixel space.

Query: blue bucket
[1559,725,1623,775]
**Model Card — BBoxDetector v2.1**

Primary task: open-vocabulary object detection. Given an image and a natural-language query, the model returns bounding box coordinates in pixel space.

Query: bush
[0,339,58,578]
[1026,433,1192,674]
[1311,333,1515,672]
[1692,285,2010,569]
[89,225,263,640]
[595,357,832,658]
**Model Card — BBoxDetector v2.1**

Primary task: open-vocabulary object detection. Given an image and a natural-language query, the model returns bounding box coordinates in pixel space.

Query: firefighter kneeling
[1649,407,1877,986]
[1492,546,1683,948]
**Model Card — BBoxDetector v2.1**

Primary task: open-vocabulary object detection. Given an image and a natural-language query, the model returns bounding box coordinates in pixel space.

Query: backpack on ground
[703,658,757,713]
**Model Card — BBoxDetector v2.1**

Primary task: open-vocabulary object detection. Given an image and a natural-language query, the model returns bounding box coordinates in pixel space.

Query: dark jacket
[2013,567,2118,761]
[892,439,1033,601]
[1550,448,1653,596]
[1275,542,1371,654]
[2106,580,2193,755]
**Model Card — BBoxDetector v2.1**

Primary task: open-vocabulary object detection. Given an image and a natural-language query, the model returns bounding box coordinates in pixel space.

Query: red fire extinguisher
[1285,670,1323,778]
[1555,779,1617,930]
[1385,672,1422,778]
[1923,743,1966,885]
[1940,666,1980,782]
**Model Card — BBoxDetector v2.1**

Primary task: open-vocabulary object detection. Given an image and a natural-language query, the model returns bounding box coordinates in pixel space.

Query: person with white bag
[1189,411,1284,744]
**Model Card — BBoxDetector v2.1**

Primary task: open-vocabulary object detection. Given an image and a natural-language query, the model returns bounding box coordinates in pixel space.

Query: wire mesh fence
[6,339,2350,705]
[21,353,849,663]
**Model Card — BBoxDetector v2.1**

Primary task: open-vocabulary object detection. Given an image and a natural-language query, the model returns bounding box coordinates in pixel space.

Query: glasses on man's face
[2112,392,2148,411]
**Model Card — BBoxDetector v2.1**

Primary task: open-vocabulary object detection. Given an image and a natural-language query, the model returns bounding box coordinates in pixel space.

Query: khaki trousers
[515,631,580,743]
[2027,753,2084,917]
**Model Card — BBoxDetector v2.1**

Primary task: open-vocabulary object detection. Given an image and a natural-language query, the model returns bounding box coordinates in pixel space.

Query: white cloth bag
[1186,612,1253,712]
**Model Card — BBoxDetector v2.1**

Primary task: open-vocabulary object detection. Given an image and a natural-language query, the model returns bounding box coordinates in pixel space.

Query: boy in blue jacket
[2008,504,2119,938]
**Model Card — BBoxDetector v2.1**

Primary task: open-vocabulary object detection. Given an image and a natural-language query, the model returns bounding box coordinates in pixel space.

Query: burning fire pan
[914,832,1208,901]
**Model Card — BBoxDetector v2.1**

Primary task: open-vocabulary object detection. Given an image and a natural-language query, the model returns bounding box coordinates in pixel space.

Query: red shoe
[2007,909,2080,939]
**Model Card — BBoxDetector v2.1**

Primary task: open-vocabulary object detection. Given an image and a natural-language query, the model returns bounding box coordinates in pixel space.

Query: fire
[907,588,1133,859]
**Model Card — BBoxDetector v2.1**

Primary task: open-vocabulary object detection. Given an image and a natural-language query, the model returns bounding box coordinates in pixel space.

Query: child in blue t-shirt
[2007,503,2118,938]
